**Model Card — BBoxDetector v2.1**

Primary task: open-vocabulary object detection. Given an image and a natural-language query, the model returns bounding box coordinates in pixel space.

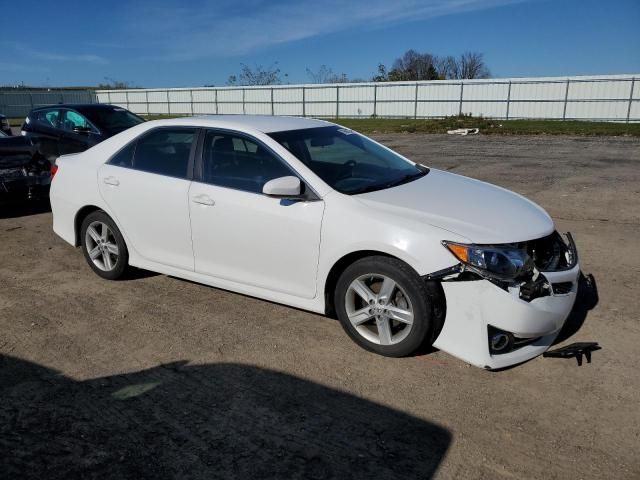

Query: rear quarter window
[109,142,136,168]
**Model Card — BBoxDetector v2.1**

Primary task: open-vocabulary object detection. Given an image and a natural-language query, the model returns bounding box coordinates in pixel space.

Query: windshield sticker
[337,128,354,135]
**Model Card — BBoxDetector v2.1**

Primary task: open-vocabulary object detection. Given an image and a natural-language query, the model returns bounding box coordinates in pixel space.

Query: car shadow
[0,355,451,479]
[121,267,160,281]
[0,199,51,219]
[553,272,599,345]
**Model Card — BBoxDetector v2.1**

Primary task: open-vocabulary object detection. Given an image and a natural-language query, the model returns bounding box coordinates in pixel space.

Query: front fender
[316,193,465,298]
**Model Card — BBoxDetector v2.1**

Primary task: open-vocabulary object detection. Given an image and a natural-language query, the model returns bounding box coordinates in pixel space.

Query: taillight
[50,164,58,178]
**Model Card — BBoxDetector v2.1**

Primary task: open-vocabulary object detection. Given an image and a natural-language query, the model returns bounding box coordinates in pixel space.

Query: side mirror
[262,176,302,198]
[72,126,92,135]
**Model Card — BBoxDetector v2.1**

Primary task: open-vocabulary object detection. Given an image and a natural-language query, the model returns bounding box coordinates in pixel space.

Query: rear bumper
[50,187,79,246]
[432,234,580,369]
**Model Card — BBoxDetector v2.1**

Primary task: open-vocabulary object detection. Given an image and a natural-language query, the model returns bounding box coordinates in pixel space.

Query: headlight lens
[443,241,534,280]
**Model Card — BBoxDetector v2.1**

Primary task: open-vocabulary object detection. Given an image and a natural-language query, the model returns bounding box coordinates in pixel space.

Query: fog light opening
[488,326,516,355]
[490,333,511,352]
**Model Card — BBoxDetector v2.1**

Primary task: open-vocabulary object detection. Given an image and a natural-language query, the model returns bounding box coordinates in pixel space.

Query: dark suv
[21,104,144,161]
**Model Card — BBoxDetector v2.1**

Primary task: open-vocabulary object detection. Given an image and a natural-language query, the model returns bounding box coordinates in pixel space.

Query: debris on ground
[447,128,480,135]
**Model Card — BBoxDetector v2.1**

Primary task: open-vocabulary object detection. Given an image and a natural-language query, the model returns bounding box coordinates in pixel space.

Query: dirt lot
[1,134,639,479]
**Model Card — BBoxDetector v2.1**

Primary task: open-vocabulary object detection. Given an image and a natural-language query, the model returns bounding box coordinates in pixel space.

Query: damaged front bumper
[0,135,51,205]
[0,171,50,204]
[429,232,580,369]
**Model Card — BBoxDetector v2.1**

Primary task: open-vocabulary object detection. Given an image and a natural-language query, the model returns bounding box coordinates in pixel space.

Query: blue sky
[1,0,638,87]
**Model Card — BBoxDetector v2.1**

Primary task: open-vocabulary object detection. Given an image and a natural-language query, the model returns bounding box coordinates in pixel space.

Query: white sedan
[50,115,580,369]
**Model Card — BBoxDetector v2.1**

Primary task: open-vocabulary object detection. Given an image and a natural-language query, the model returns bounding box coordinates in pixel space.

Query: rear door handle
[192,194,215,206]
[103,176,120,186]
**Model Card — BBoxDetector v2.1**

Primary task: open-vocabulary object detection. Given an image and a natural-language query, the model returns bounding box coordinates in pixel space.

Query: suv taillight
[50,164,58,178]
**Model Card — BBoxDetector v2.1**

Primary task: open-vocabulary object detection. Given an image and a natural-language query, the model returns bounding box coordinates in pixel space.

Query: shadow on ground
[0,355,451,479]
[554,273,599,345]
[0,199,50,219]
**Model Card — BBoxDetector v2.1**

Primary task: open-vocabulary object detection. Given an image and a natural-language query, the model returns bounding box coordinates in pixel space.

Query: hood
[355,169,554,244]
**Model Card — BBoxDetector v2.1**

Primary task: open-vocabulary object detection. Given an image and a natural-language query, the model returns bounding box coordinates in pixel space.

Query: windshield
[84,107,144,134]
[268,126,427,195]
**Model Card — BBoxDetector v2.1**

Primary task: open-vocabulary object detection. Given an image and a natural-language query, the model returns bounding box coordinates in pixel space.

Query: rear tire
[80,211,129,280]
[335,256,440,357]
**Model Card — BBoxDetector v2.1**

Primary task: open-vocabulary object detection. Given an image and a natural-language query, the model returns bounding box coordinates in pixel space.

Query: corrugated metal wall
[3,76,636,121]
[0,90,96,118]
[96,74,639,122]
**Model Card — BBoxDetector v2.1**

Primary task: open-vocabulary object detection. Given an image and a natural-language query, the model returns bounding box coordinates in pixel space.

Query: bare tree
[306,65,350,84]
[97,77,138,89]
[372,63,389,82]
[456,52,490,79]
[375,50,491,81]
[226,63,286,86]
[387,49,439,81]
[433,56,458,80]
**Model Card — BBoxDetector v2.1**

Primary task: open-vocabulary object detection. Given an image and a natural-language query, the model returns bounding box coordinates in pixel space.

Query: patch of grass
[140,114,640,137]
[333,117,640,136]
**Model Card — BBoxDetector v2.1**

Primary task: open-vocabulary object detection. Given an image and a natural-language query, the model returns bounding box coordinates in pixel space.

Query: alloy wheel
[84,221,119,272]
[345,274,414,346]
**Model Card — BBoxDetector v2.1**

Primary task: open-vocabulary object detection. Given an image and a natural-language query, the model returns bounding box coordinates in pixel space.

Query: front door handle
[192,194,215,206]
[103,176,120,186]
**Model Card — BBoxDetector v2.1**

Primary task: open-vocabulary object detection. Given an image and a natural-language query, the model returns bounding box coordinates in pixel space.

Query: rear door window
[110,128,196,179]
[33,109,60,129]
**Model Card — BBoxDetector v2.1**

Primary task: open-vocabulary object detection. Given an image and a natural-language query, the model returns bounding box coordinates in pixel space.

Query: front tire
[335,256,440,357]
[80,211,129,280]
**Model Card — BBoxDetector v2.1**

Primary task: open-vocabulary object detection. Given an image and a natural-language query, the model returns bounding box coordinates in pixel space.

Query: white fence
[96,74,640,122]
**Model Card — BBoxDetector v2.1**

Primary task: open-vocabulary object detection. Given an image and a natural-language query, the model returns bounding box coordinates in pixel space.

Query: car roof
[31,103,123,112]
[167,115,333,133]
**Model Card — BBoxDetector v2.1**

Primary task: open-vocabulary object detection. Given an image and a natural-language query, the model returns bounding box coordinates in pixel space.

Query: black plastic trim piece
[543,342,600,366]
[423,264,463,280]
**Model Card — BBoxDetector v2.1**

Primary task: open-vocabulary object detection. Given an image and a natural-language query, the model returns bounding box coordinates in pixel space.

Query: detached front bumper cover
[427,231,581,369]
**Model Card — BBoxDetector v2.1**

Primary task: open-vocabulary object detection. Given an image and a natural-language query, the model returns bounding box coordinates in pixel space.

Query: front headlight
[442,241,534,281]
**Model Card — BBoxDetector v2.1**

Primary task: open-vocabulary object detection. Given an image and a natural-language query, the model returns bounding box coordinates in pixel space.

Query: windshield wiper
[348,184,389,195]
[349,167,428,195]
[387,168,428,188]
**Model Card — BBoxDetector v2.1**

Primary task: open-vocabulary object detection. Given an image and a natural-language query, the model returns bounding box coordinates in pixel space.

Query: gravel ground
[1,134,639,479]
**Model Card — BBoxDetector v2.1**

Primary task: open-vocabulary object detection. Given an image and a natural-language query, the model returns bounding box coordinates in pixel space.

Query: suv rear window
[85,107,144,133]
